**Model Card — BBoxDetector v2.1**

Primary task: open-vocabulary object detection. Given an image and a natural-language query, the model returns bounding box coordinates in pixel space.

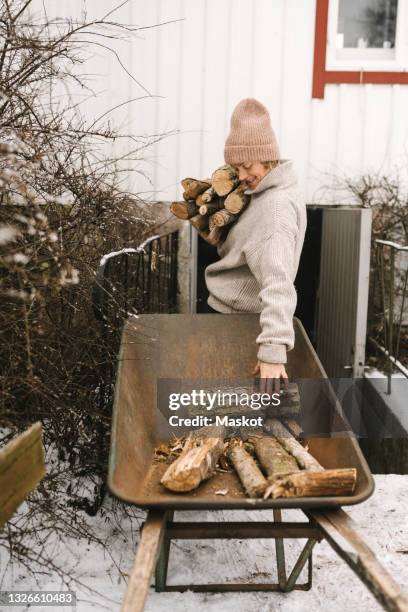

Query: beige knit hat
[224,98,280,164]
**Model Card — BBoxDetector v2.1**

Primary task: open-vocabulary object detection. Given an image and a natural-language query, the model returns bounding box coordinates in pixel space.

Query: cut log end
[211,165,240,196]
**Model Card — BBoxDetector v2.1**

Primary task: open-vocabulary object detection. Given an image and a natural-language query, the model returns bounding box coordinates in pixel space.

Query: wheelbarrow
[108,314,408,612]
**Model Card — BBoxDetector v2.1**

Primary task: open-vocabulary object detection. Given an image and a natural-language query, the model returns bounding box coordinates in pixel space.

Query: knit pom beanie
[224,98,280,165]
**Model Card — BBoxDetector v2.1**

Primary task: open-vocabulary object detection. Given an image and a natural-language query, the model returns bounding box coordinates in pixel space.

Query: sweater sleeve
[245,226,297,364]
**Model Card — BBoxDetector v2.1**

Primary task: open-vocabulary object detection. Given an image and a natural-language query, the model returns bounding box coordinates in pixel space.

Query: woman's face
[232,161,268,190]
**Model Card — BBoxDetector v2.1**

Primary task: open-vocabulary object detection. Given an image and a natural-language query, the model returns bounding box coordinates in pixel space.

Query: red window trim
[312,0,408,99]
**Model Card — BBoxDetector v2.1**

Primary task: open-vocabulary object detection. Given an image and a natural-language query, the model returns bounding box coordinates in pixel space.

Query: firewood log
[170,200,197,220]
[199,202,222,216]
[199,186,216,204]
[197,227,222,246]
[250,436,299,478]
[190,214,209,232]
[224,183,250,214]
[208,213,217,231]
[160,428,225,492]
[182,178,211,201]
[207,226,223,245]
[264,468,357,499]
[212,208,238,227]
[211,165,240,196]
[228,444,267,497]
[264,419,323,471]
[283,419,304,440]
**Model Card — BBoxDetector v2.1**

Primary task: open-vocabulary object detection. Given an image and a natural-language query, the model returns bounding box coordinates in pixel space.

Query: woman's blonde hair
[262,160,280,171]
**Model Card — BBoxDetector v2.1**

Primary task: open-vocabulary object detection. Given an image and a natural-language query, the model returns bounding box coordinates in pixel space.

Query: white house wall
[35,0,408,204]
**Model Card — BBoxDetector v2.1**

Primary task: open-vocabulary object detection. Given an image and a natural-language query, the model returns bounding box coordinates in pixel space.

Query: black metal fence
[92,231,179,408]
[368,238,408,394]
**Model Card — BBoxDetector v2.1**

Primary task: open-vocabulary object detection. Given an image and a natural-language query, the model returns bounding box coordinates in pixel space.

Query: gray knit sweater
[205,159,307,364]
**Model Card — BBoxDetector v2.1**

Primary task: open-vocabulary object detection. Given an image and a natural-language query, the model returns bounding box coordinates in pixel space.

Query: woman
[205,98,307,394]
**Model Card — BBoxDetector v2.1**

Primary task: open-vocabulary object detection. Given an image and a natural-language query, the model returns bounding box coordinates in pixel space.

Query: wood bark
[283,419,304,439]
[251,436,299,478]
[211,165,240,196]
[196,228,221,246]
[264,418,323,471]
[228,444,267,498]
[170,200,197,220]
[207,226,223,245]
[190,213,209,232]
[212,208,238,227]
[264,468,357,499]
[182,178,211,201]
[224,183,250,213]
[161,430,225,492]
[208,213,217,231]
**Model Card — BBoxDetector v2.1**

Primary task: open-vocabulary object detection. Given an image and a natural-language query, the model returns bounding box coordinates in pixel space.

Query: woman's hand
[252,360,289,394]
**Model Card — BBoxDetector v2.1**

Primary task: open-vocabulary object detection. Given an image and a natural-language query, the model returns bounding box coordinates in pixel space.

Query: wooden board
[0,422,45,528]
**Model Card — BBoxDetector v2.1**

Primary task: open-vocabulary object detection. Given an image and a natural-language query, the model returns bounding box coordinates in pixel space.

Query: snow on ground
[1,475,408,612]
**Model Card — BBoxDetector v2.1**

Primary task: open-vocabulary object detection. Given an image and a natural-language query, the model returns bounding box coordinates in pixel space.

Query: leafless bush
[0,0,167,579]
[334,168,408,366]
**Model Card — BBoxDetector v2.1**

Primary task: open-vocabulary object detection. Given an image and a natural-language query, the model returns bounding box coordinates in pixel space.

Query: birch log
[264,419,323,471]
[228,445,267,497]
[161,430,225,492]
[251,437,299,478]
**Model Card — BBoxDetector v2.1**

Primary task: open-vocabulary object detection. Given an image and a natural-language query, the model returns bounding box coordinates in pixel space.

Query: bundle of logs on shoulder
[158,419,357,500]
[170,165,249,246]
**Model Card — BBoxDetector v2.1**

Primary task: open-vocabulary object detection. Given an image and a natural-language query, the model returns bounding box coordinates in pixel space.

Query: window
[312,0,408,98]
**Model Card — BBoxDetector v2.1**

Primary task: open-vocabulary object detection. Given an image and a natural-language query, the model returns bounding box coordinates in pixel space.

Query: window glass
[337,0,398,49]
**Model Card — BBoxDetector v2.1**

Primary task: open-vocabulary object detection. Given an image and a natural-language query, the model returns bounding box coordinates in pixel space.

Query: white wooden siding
[39,0,408,203]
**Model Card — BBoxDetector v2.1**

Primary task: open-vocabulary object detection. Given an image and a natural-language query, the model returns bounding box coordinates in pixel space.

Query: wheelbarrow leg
[274,509,316,592]
[121,510,167,612]
[273,509,287,589]
[155,511,174,592]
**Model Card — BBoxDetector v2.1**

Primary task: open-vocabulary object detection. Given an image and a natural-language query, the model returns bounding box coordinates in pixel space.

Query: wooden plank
[0,422,45,529]
[309,509,408,612]
[121,511,167,612]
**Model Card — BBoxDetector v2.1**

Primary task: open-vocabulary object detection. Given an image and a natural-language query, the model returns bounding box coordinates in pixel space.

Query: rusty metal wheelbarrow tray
[109,315,408,612]
[107,314,374,510]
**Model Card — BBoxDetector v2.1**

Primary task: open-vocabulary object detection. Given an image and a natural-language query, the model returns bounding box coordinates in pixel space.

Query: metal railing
[93,231,179,324]
[369,238,408,394]
[92,231,179,408]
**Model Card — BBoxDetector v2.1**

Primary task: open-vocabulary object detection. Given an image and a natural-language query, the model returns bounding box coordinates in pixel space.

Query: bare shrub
[0,0,169,579]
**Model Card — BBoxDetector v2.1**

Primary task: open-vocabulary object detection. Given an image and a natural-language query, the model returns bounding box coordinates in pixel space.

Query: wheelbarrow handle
[121,510,168,612]
[308,509,408,612]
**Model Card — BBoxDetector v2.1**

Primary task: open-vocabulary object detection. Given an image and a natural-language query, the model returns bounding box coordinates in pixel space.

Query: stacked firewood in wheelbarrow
[170,165,248,246]
[156,383,357,500]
